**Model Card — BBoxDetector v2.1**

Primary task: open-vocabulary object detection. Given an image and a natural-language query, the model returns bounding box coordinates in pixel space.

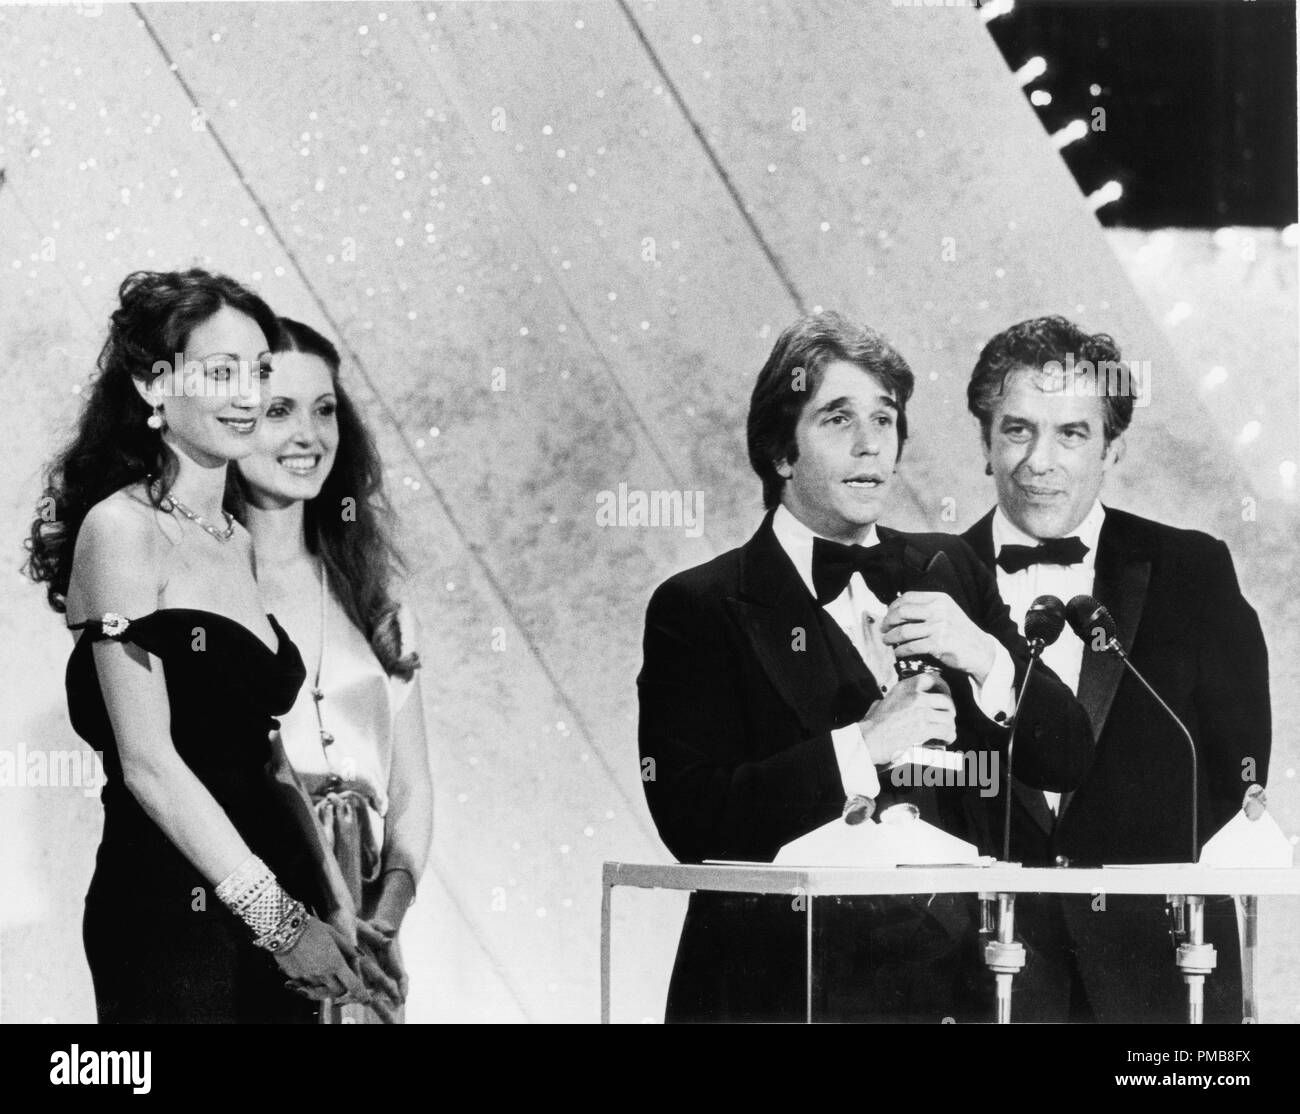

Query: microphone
[1001,595,1067,863]
[1024,594,1067,652]
[1065,594,1200,863]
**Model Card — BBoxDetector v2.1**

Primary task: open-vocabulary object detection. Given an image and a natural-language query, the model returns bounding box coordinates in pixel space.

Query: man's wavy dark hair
[24,268,280,612]
[747,311,914,510]
[225,318,419,681]
[967,315,1133,446]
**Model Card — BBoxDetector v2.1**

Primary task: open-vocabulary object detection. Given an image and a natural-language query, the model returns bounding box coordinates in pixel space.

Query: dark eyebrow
[812,395,851,417]
[999,413,1034,426]
[197,350,274,362]
[1058,419,1091,433]
[814,393,896,416]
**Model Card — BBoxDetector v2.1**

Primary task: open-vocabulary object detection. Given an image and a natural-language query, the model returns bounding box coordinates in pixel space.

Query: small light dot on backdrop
[1203,366,1228,389]
[1236,421,1261,446]
[1280,461,1297,484]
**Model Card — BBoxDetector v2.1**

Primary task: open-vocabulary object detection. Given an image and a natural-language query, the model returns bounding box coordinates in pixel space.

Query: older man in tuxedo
[960,315,1271,1023]
[637,311,1093,1022]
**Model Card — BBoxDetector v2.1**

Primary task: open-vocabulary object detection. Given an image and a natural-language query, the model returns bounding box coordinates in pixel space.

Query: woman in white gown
[227,317,434,1023]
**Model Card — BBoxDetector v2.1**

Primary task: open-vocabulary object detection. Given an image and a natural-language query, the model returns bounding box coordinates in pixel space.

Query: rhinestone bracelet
[215,855,309,951]
[255,898,309,954]
[215,855,276,916]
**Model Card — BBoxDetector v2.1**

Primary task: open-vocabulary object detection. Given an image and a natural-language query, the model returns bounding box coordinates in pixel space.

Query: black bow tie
[995,536,1089,574]
[811,535,905,606]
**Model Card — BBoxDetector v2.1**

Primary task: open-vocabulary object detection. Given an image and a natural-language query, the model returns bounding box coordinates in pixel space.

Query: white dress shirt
[991,499,1106,814]
[771,505,1015,801]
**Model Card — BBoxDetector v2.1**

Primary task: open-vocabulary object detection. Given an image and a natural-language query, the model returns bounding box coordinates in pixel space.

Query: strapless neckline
[69,607,289,658]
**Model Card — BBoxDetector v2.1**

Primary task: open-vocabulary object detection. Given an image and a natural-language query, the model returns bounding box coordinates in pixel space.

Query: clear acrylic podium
[600,861,1300,1023]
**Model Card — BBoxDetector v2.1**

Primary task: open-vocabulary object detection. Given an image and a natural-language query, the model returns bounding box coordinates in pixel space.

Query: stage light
[1052,119,1088,149]
[1015,56,1047,86]
[1087,180,1123,210]
[981,0,1016,24]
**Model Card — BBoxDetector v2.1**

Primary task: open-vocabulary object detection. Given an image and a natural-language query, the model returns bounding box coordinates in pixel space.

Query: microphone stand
[1100,633,1211,1022]
[1102,637,1198,866]
[984,638,1048,1026]
[1000,639,1048,864]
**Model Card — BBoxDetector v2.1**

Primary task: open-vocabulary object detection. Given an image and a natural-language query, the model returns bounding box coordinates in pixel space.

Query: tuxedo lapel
[1060,509,1151,821]
[1014,778,1057,836]
[964,509,997,571]
[726,515,882,734]
[1075,511,1150,740]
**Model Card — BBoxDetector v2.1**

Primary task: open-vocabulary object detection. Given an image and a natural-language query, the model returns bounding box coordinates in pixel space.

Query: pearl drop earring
[147,405,164,431]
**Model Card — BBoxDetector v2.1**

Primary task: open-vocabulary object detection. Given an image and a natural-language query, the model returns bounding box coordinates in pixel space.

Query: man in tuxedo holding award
[960,315,1272,1022]
[637,311,1094,1022]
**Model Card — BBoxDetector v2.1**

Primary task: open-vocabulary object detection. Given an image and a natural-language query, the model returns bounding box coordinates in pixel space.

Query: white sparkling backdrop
[1,1,1296,1023]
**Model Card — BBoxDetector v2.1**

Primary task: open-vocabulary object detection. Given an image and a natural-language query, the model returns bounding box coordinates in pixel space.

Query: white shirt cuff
[831,724,882,799]
[969,640,1015,724]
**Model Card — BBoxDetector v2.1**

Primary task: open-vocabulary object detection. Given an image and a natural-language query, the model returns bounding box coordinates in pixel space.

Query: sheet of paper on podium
[774,806,986,868]
[1198,809,1295,868]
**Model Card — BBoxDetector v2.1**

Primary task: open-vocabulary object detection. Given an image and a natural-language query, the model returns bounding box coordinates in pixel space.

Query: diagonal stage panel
[627,0,1270,540]
[2,2,672,1022]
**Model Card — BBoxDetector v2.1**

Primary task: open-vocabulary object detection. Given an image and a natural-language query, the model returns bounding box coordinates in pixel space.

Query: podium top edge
[601,861,1300,896]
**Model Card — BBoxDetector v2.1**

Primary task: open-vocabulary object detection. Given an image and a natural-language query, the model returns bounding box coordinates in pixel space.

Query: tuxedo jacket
[637,511,1094,1021]
[963,506,1272,1022]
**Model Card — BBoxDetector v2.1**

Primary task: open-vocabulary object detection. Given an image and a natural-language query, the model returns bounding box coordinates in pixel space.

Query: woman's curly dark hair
[24,268,280,612]
[225,318,419,681]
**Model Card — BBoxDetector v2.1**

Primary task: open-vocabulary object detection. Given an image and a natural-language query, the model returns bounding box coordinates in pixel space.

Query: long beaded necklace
[311,559,343,793]
[160,492,236,542]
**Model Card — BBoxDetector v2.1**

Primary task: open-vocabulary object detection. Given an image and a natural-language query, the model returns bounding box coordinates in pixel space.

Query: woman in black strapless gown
[26,269,376,1023]
[67,610,324,1022]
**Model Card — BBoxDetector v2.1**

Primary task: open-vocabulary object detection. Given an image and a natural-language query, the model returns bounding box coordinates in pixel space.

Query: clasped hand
[275,906,406,1022]
[880,591,997,683]
[857,670,957,766]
